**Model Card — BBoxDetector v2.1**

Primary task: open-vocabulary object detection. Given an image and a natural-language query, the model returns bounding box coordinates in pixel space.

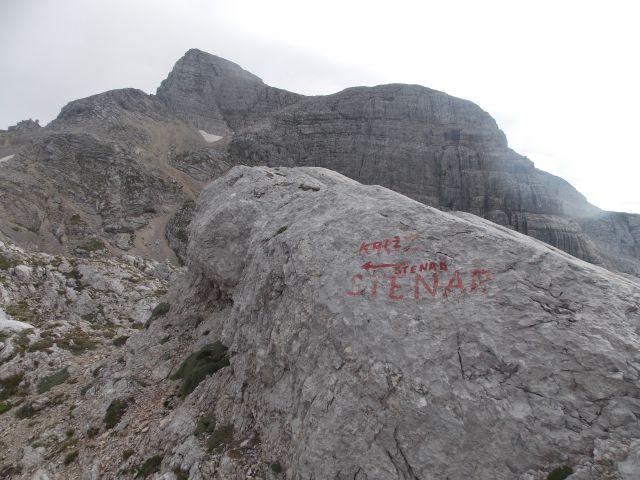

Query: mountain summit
[156,48,301,135]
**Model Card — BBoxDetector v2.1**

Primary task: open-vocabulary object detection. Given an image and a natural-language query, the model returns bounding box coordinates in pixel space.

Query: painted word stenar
[346,269,492,301]
[347,233,493,301]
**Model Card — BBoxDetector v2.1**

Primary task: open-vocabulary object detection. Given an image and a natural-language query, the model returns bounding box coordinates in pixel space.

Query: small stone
[13,265,32,281]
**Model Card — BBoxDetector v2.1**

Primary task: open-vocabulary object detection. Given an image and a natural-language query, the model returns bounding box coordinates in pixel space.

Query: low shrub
[194,413,216,437]
[112,336,129,347]
[104,399,129,429]
[144,303,170,329]
[0,402,12,415]
[28,337,54,353]
[79,239,105,252]
[206,424,234,453]
[547,466,573,480]
[15,402,36,419]
[0,373,25,401]
[64,450,79,465]
[137,455,163,478]
[172,342,229,398]
[37,368,70,394]
[56,328,97,355]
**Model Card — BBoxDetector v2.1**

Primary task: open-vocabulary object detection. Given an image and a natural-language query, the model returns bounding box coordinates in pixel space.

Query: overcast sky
[1,0,638,213]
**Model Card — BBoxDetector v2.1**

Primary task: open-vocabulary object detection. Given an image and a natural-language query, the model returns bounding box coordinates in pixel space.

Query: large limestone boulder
[185,165,640,479]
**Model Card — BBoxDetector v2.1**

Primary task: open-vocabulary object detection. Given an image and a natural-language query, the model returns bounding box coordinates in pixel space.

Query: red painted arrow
[361,261,407,271]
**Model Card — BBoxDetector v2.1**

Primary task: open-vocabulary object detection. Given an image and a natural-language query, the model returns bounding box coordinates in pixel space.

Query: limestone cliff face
[156,49,301,135]
[226,83,616,270]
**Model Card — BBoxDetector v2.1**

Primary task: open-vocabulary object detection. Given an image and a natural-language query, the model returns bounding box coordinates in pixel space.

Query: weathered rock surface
[7,119,41,132]
[0,87,233,262]
[0,239,175,478]
[156,49,301,135]
[178,166,640,479]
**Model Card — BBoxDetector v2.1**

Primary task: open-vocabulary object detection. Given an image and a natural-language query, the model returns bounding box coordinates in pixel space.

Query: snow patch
[0,154,15,164]
[198,130,223,143]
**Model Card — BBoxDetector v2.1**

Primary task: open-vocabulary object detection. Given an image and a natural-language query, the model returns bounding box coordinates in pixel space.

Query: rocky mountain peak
[155,49,267,135]
[175,48,265,84]
[156,49,301,135]
[51,88,169,128]
[7,119,40,132]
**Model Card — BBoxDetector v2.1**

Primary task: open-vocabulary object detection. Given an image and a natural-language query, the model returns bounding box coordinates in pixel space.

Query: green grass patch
[37,368,70,394]
[547,466,573,480]
[64,450,79,465]
[172,342,230,398]
[86,426,100,438]
[104,399,129,429]
[137,455,163,478]
[271,462,283,474]
[0,330,8,342]
[5,302,37,325]
[15,402,36,419]
[56,328,97,355]
[0,254,18,270]
[194,413,217,437]
[145,302,170,329]
[112,336,129,347]
[0,373,25,401]
[0,401,12,415]
[68,214,84,225]
[79,239,105,252]
[28,337,54,353]
[28,256,47,268]
[63,269,83,283]
[206,424,234,453]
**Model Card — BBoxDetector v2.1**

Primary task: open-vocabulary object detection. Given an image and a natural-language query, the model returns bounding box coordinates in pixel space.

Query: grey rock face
[165,199,196,264]
[225,82,637,274]
[52,88,170,127]
[7,119,41,132]
[156,49,301,134]
[184,166,640,479]
[0,132,182,255]
[0,239,175,479]
[169,148,231,182]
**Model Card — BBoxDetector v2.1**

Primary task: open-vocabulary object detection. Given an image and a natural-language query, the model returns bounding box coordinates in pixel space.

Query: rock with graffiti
[348,233,493,300]
[185,165,640,480]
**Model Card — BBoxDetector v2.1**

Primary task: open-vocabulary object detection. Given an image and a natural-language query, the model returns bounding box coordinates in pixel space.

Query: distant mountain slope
[0,48,638,277]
